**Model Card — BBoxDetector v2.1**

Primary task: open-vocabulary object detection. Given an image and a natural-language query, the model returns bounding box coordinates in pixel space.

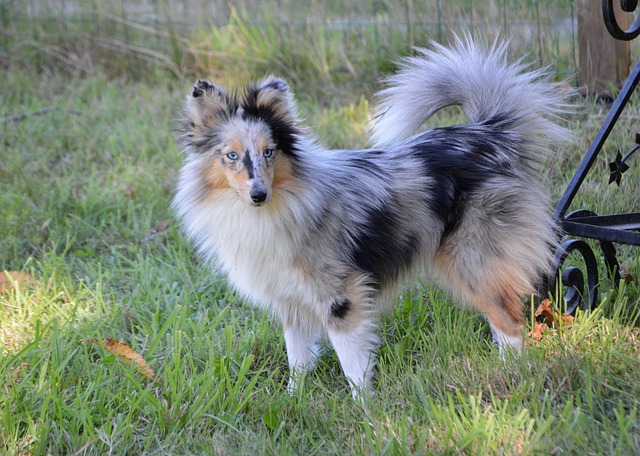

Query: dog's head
[179,77,302,206]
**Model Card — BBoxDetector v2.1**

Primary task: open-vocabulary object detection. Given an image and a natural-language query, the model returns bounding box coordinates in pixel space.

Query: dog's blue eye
[227,152,239,161]
[263,148,273,158]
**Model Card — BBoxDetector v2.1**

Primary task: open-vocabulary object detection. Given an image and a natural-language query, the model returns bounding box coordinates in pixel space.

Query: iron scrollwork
[603,0,640,40]
[608,133,640,186]
[548,238,599,315]
[544,1,640,313]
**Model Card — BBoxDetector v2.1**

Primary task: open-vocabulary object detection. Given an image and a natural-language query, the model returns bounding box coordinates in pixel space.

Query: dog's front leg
[283,323,321,393]
[326,309,378,400]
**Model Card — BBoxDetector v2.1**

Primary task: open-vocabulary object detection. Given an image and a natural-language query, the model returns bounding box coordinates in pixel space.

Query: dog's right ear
[179,80,237,151]
[185,80,237,128]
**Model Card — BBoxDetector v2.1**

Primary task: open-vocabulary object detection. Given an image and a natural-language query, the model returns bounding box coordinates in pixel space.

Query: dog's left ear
[241,76,300,127]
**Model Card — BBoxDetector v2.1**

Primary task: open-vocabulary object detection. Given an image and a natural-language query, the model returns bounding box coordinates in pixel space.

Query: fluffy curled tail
[370,35,573,150]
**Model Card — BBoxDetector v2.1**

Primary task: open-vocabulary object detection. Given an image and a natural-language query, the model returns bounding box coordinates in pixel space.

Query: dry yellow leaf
[560,314,574,326]
[534,299,555,323]
[529,321,547,341]
[530,299,575,341]
[88,338,161,384]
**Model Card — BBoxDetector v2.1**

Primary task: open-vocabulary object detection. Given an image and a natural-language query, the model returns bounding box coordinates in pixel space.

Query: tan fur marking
[272,154,300,191]
[257,92,289,119]
[186,90,229,128]
[225,166,251,199]
[228,139,243,153]
[433,249,457,285]
[292,258,312,283]
[434,249,524,337]
[201,159,231,198]
[490,267,530,326]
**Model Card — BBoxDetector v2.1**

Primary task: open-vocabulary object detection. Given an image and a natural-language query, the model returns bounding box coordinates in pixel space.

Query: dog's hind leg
[434,249,527,357]
[283,323,321,393]
[490,321,524,357]
[481,292,526,357]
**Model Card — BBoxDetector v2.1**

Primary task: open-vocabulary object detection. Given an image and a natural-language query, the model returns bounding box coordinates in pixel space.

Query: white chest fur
[179,193,332,316]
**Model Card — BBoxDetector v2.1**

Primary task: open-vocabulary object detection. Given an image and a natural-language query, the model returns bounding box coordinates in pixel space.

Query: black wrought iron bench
[547,0,640,313]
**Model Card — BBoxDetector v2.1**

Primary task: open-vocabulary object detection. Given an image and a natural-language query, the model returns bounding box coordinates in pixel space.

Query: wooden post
[578,0,630,97]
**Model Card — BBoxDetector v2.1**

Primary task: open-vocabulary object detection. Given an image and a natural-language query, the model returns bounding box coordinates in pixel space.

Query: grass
[2,1,640,454]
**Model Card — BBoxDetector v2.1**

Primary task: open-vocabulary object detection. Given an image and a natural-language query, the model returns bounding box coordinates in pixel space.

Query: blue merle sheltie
[172,36,571,396]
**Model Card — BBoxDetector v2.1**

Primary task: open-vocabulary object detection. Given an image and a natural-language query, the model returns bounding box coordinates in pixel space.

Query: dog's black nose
[251,189,267,203]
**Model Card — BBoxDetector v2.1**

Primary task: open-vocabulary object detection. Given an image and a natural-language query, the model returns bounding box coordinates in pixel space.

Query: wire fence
[1,0,579,83]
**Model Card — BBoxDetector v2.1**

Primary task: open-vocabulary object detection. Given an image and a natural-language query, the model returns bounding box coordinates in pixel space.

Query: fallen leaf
[530,299,575,341]
[530,321,547,341]
[620,265,634,285]
[534,299,555,324]
[87,338,161,384]
[560,314,574,325]
[0,271,36,293]
[122,186,136,198]
[142,220,170,244]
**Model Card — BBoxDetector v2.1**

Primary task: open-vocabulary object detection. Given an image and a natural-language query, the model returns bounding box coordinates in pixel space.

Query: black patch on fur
[412,116,521,239]
[330,298,351,319]
[333,154,421,286]
[240,87,301,157]
[242,151,254,179]
[351,204,420,287]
